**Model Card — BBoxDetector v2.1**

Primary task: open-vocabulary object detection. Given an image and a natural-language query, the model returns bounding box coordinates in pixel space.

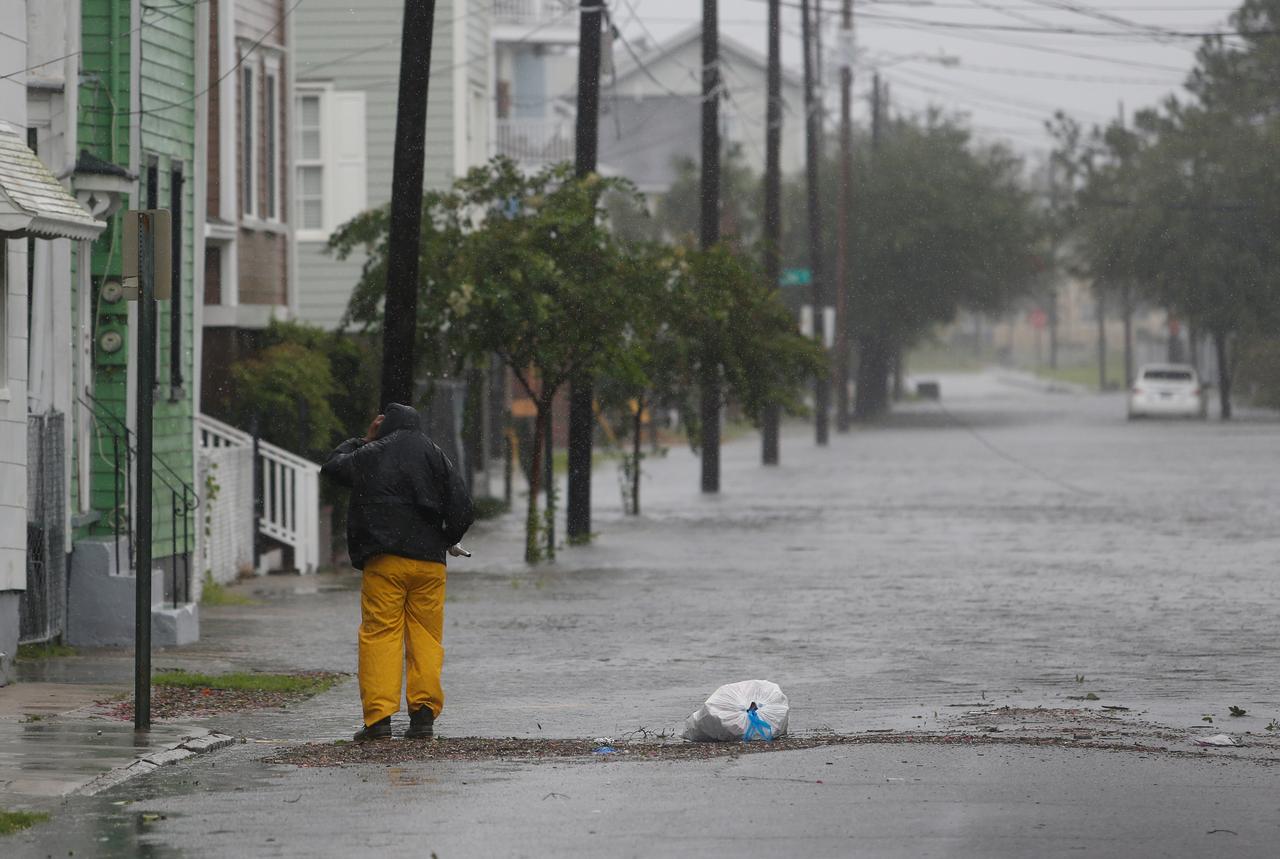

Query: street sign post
[124,209,167,731]
[780,267,811,287]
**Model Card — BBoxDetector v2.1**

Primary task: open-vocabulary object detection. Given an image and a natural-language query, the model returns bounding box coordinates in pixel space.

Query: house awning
[0,123,104,242]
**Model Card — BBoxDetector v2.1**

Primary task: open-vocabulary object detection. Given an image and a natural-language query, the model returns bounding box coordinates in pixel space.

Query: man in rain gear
[322,403,475,741]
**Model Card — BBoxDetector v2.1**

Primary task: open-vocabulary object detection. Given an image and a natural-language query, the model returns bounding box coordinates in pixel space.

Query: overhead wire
[84,0,303,118]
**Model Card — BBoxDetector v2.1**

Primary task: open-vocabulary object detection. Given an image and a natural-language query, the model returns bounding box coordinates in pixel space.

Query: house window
[169,162,185,394]
[0,246,8,387]
[295,93,323,230]
[264,71,278,220]
[145,155,158,209]
[294,88,365,240]
[242,65,256,217]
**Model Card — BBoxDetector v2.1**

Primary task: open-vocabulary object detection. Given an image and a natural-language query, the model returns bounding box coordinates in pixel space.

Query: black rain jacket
[321,403,475,569]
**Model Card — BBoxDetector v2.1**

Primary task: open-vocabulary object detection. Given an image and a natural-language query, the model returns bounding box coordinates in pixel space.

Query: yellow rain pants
[358,554,447,726]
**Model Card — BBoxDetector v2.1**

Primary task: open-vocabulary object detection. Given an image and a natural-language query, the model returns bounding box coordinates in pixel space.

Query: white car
[1128,364,1207,419]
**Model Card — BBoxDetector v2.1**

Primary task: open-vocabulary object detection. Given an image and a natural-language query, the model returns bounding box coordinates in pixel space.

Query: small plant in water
[1228,706,1247,718]
[1266,719,1279,732]
[1075,674,1085,684]
[1202,714,1214,724]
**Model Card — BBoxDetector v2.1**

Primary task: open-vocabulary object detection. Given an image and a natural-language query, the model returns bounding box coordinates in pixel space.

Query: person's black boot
[353,716,392,742]
[404,706,434,739]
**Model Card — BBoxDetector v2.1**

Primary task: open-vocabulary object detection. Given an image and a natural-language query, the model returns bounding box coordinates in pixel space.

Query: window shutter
[327,91,367,230]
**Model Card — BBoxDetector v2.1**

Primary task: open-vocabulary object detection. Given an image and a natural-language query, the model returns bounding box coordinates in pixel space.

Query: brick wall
[237,228,287,305]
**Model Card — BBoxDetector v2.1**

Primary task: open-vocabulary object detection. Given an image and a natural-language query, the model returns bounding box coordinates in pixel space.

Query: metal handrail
[80,391,200,510]
[79,393,199,607]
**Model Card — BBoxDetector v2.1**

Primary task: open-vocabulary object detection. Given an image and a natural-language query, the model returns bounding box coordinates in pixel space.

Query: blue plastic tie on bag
[742,704,774,743]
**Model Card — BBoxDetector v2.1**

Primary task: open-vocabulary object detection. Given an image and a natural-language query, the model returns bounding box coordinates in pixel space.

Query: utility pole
[871,73,882,151]
[380,0,437,408]
[566,0,604,541]
[761,0,782,465]
[1047,161,1060,371]
[1116,100,1133,389]
[801,0,829,445]
[834,0,853,432]
[1095,284,1107,390]
[700,0,722,492]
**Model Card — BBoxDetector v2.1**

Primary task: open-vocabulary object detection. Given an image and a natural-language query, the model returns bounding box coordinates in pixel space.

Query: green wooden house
[67,0,203,644]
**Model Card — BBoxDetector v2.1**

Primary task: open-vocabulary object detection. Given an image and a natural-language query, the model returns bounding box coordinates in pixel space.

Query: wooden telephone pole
[801,0,829,445]
[834,0,854,432]
[380,0,437,408]
[566,0,604,540]
[761,0,783,464]
[700,0,722,492]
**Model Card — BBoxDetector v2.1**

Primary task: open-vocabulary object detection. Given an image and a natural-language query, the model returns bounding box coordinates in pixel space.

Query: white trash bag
[682,680,789,742]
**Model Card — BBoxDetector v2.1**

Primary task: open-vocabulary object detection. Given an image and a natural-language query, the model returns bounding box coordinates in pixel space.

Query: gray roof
[598,95,701,192]
[0,125,104,241]
[610,24,804,92]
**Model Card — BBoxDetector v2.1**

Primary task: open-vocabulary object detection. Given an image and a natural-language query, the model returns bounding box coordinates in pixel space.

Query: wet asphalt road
[9,371,1280,857]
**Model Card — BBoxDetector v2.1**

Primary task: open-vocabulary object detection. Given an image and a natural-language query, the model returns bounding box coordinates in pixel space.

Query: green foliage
[674,245,825,436]
[199,576,256,607]
[472,496,510,520]
[227,321,376,459]
[152,670,337,695]
[1052,1,1280,410]
[231,342,342,454]
[16,643,76,660]
[0,810,49,836]
[335,158,642,562]
[654,145,762,246]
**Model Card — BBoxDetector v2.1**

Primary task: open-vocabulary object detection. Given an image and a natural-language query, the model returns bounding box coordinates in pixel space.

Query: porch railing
[495,117,575,164]
[196,413,322,574]
[493,0,577,27]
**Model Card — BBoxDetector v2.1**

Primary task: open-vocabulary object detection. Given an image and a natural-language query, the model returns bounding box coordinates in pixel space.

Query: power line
[84,0,304,118]
[893,64,1111,121]
[939,62,1180,86]
[740,0,1265,39]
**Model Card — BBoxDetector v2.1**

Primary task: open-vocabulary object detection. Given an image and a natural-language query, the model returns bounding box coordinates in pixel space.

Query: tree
[782,115,1037,418]
[333,158,640,563]
[1053,1,1280,417]
[597,244,825,511]
[228,320,377,459]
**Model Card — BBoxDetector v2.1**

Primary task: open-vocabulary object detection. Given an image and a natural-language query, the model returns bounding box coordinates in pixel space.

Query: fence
[19,412,66,644]
[196,413,322,574]
[495,118,575,164]
[493,0,576,26]
[196,445,254,587]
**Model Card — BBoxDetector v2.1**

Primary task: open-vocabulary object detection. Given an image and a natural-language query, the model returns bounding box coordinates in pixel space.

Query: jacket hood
[378,403,421,438]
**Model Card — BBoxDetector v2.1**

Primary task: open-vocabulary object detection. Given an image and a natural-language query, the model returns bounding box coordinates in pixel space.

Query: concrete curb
[74,731,237,796]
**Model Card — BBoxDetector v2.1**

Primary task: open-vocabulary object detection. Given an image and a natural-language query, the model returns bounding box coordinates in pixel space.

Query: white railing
[196,413,322,574]
[495,117,575,164]
[493,0,577,27]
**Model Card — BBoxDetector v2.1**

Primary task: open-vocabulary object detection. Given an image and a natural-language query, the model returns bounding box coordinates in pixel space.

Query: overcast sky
[609,0,1243,159]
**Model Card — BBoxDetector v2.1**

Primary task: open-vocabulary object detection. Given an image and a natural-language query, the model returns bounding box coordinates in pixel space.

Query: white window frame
[294,85,327,242]
[263,55,281,222]
[0,242,10,400]
[241,61,257,218]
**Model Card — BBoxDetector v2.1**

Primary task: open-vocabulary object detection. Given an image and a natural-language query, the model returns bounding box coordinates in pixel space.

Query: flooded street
[7,371,1279,857]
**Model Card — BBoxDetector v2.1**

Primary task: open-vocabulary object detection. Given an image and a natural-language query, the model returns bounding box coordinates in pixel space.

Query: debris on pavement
[96,671,346,721]
[262,730,1216,769]
[683,680,789,742]
[592,746,617,755]
[1193,734,1239,747]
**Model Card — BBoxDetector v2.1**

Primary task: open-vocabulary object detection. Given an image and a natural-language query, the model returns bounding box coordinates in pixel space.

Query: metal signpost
[123,209,170,731]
